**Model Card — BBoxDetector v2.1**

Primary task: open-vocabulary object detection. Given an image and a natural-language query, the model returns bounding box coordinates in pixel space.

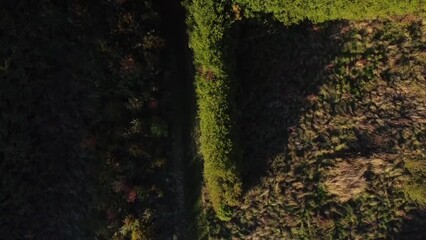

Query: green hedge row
[186,0,242,221]
[237,0,426,24]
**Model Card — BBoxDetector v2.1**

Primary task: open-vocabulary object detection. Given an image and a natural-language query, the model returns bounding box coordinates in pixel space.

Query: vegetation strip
[186,0,242,220]
[238,0,426,24]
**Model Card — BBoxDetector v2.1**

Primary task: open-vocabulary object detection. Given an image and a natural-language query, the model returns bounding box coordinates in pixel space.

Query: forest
[0,0,425,239]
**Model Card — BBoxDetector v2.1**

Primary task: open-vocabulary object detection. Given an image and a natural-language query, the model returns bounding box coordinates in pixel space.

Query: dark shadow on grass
[396,209,426,240]
[230,16,350,191]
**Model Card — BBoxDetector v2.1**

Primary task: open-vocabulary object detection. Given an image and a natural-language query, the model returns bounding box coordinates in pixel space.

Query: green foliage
[238,0,426,24]
[402,183,426,206]
[112,215,152,240]
[186,0,242,220]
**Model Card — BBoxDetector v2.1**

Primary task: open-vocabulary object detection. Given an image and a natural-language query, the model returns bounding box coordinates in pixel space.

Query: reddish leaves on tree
[127,189,137,203]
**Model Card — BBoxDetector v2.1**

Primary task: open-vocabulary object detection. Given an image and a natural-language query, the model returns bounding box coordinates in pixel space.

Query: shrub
[112,215,152,240]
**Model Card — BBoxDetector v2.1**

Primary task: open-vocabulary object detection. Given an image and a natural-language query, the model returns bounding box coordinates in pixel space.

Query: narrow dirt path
[157,0,196,238]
